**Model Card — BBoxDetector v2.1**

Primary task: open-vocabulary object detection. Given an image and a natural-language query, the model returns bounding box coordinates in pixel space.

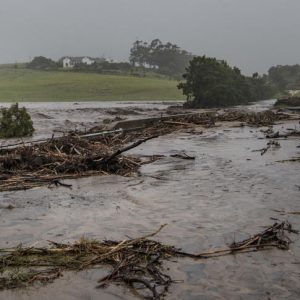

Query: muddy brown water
[0,101,179,145]
[0,100,300,299]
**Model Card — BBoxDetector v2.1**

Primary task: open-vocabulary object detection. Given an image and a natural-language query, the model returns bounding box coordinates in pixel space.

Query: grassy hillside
[0,67,184,102]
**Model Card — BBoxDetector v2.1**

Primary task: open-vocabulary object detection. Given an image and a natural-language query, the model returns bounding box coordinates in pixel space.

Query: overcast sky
[0,0,299,74]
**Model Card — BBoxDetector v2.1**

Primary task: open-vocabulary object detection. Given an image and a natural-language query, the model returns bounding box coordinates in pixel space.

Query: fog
[0,0,299,74]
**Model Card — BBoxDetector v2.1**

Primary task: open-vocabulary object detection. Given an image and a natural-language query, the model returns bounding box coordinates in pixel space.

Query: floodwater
[0,101,180,145]
[0,101,299,300]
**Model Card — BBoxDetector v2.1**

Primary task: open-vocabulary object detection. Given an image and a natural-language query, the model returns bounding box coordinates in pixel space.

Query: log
[101,135,159,164]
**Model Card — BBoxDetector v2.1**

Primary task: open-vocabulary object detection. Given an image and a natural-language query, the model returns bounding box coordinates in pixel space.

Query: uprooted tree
[178,56,275,108]
[0,103,34,138]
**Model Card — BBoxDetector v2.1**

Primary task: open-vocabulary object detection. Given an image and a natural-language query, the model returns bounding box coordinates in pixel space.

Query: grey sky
[0,0,299,74]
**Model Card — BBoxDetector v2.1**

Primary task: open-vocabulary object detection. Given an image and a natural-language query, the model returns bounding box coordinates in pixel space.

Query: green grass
[0,67,185,102]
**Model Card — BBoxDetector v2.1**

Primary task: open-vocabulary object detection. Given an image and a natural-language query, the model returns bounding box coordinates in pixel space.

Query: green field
[0,67,185,102]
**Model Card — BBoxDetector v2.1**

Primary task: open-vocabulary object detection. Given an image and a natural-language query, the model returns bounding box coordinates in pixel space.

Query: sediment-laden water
[0,100,299,299]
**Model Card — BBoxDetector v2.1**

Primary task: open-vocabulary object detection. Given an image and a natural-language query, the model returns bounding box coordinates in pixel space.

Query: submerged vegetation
[0,103,34,138]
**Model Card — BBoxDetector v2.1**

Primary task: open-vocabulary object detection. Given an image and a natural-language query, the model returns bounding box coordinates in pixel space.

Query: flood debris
[274,96,300,108]
[48,179,73,189]
[261,122,300,139]
[253,140,281,156]
[0,109,294,192]
[170,152,195,160]
[0,222,297,299]
[0,134,158,192]
[266,129,300,139]
[277,157,300,163]
[176,221,298,259]
[166,110,286,128]
[217,110,289,126]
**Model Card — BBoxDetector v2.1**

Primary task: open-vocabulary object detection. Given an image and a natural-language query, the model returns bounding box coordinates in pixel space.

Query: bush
[0,103,34,138]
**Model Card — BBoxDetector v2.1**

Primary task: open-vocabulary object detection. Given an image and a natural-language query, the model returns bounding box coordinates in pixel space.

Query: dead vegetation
[274,97,300,108]
[0,221,297,299]
[0,134,160,192]
[253,140,281,156]
[0,109,294,192]
[217,109,289,126]
[163,109,289,128]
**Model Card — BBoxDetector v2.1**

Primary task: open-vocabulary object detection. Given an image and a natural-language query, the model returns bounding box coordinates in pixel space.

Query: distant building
[61,56,95,68]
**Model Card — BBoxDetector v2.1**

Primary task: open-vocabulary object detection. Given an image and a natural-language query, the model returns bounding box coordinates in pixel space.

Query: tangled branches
[0,135,158,191]
[0,222,297,299]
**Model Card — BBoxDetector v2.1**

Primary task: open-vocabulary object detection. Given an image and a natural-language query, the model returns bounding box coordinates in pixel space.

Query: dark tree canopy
[129,39,193,76]
[268,64,300,91]
[27,56,58,70]
[178,56,274,108]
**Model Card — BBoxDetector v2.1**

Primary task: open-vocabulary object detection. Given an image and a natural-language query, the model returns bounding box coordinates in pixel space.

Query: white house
[81,57,94,65]
[62,57,72,68]
[62,56,95,68]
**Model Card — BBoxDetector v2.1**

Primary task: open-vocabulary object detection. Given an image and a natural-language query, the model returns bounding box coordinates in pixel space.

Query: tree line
[25,41,300,108]
[26,39,194,79]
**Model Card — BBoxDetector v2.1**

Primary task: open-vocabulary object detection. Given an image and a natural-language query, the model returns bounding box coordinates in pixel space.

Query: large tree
[178,56,273,108]
[27,56,58,70]
[129,39,193,76]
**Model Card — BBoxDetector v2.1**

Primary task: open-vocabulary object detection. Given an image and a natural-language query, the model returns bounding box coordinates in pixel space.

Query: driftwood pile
[0,134,157,192]
[165,108,290,127]
[0,221,297,299]
[0,109,294,192]
[218,110,289,126]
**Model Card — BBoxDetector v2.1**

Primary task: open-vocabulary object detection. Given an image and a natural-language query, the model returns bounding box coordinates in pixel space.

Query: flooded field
[0,101,299,299]
[0,101,179,144]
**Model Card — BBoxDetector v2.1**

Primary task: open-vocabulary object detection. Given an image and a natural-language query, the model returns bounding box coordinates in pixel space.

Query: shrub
[0,103,34,138]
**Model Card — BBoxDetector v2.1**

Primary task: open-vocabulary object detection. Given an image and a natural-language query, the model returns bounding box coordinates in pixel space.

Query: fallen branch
[48,180,72,189]
[170,152,195,160]
[101,135,159,164]
[0,221,297,299]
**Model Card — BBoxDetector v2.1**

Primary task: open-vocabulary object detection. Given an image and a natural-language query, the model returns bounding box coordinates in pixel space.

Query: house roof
[60,56,95,63]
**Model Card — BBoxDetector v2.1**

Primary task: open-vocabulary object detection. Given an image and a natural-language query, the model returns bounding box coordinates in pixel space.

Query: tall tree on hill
[129,39,193,76]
